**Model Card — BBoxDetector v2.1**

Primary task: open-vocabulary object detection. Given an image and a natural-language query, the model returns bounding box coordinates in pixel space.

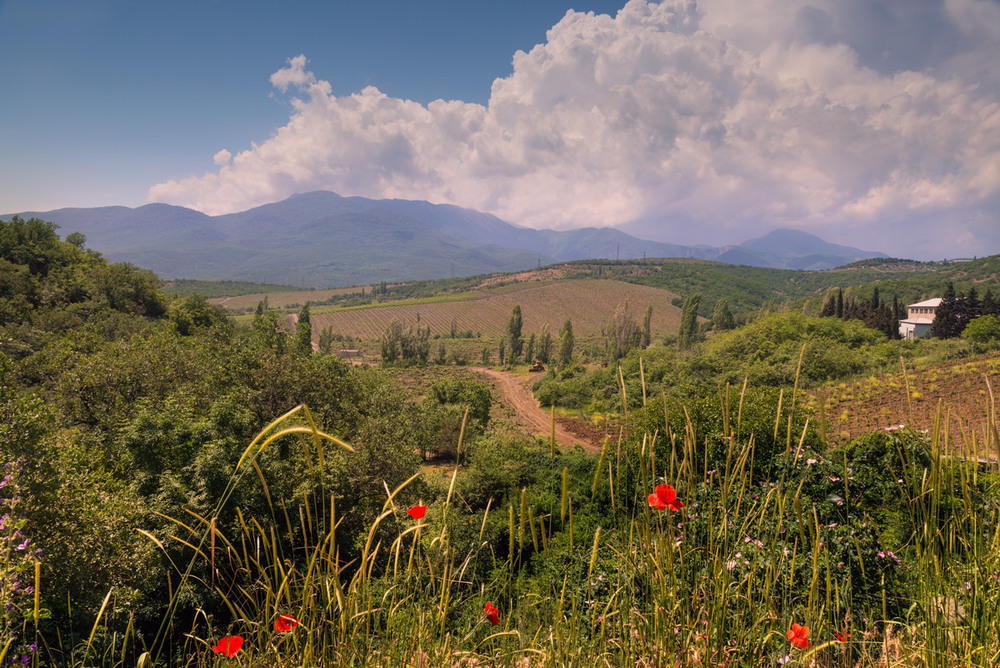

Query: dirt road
[473,367,603,451]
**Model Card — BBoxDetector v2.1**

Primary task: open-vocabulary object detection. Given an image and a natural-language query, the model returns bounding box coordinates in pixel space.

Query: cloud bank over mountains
[148,0,1000,259]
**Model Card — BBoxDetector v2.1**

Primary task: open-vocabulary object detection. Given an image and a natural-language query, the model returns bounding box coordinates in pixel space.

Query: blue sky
[3,0,1000,260]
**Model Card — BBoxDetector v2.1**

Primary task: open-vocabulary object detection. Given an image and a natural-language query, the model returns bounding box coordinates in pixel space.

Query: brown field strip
[305,279,681,341]
[210,286,361,311]
[805,352,1000,455]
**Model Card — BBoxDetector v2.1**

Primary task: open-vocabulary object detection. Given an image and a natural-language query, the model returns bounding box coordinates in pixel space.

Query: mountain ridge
[5,191,888,286]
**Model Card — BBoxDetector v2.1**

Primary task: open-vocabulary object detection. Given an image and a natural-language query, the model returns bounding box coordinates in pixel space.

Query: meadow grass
[17,386,1000,667]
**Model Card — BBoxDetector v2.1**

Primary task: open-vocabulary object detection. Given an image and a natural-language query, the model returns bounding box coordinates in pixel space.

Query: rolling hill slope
[295,279,682,341]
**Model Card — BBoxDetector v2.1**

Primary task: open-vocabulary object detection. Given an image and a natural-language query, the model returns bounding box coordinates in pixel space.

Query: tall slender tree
[537,324,552,363]
[678,293,701,349]
[642,305,653,347]
[712,298,735,331]
[558,319,574,366]
[506,305,523,361]
[294,302,313,355]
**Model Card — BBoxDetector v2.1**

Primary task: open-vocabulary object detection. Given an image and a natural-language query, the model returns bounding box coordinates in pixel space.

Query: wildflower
[274,614,298,632]
[835,631,850,642]
[484,601,499,626]
[407,504,427,520]
[787,623,810,650]
[648,483,683,511]
[212,635,243,657]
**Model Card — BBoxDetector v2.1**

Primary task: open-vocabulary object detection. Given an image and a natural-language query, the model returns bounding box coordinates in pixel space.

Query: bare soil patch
[472,367,606,452]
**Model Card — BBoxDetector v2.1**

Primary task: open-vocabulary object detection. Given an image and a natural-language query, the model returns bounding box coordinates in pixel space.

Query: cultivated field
[305,279,681,340]
[210,286,361,311]
[805,351,1000,452]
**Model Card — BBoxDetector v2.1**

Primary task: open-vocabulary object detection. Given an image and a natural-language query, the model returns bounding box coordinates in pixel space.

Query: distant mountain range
[6,191,887,286]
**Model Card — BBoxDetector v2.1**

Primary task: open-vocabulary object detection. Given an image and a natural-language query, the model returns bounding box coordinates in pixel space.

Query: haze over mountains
[6,191,887,287]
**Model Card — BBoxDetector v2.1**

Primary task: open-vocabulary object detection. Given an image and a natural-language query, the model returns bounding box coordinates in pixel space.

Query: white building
[898,297,942,339]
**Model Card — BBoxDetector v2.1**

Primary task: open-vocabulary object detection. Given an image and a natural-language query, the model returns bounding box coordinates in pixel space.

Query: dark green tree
[380,319,404,363]
[820,292,836,317]
[712,298,735,331]
[678,293,702,349]
[558,318,574,366]
[642,305,653,347]
[506,305,523,361]
[294,303,313,355]
[983,288,998,316]
[931,282,965,338]
[537,324,552,364]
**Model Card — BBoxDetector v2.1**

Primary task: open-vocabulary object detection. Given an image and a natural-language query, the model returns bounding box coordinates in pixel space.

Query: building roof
[908,298,942,308]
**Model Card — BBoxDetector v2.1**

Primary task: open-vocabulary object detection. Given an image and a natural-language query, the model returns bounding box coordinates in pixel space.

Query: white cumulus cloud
[148,0,1000,258]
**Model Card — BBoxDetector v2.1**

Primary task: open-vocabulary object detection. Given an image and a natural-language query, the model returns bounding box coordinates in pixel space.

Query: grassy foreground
[7,387,1000,667]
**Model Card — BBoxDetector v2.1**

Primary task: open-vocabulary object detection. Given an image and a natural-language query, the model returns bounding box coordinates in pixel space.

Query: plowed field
[803,352,1000,455]
[306,279,681,341]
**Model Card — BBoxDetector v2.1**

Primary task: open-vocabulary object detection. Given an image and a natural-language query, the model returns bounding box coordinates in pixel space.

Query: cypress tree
[507,305,523,360]
[712,298,735,330]
[678,293,702,349]
[294,303,312,355]
[983,288,997,316]
[558,319,574,367]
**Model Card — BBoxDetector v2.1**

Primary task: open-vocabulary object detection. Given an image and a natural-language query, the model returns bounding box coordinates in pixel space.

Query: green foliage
[294,302,313,355]
[533,313,911,416]
[169,292,229,336]
[711,297,735,331]
[380,319,431,365]
[7,212,1000,664]
[558,318,574,366]
[962,313,1000,352]
[605,300,642,360]
[507,305,523,361]
[537,323,553,364]
[534,364,611,409]
[0,217,169,360]
[677,293,701,349]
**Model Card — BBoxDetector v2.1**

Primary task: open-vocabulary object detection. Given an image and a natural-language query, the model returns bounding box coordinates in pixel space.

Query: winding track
[472,367,600,451]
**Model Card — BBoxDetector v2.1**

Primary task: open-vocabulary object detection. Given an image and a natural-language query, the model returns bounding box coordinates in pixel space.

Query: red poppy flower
[787,623,810,650]
[835,631,850,643]
[484,601,499,626]
[649,483,683,511]
[408,504,427,520]
[274,614,298,632]
[212,635,243,657]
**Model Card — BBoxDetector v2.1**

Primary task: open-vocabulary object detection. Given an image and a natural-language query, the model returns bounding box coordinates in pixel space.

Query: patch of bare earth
[472,367,607,452]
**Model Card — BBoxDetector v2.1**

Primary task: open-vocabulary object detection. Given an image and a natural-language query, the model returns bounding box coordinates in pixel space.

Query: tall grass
[25,387,1000,666]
